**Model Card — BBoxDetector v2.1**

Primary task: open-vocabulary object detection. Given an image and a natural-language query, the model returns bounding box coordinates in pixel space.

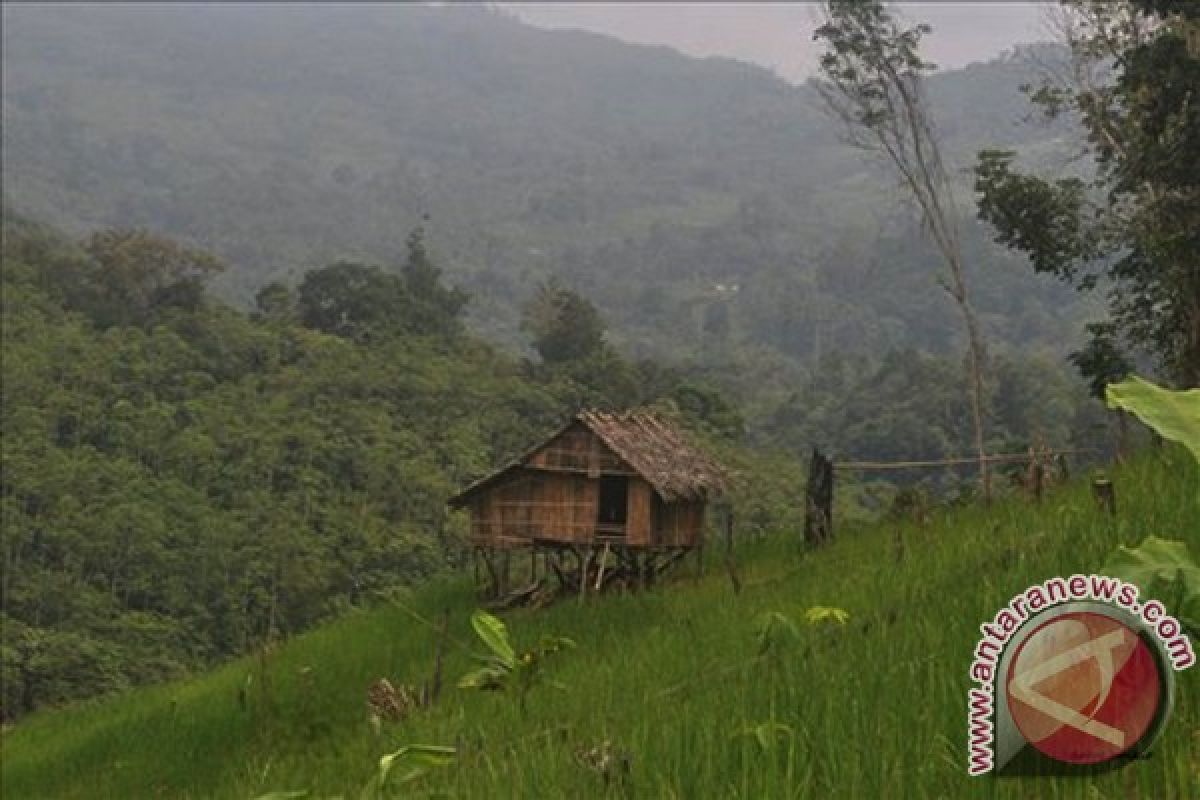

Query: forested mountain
[0,4,1130,719]
[2,3,1091,381]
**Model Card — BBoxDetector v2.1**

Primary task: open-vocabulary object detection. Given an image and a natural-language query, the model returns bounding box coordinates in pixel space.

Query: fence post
[1092,477,1117,515]
[804,448,834,547]
[1028,445,1045,504]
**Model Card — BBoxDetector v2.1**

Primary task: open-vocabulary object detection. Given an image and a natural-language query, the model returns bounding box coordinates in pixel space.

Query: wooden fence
[803,446,1096,545]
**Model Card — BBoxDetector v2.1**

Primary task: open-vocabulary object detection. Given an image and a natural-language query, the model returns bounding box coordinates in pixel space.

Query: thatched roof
[448,409,727,506]
[577,410,727,501]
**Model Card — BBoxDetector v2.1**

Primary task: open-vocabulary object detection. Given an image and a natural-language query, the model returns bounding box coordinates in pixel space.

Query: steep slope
[3,450,1195,798]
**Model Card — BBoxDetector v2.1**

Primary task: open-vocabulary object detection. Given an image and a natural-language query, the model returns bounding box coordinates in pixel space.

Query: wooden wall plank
[461,463,710,551]
[580,477,598,543]
[626,479,652,546]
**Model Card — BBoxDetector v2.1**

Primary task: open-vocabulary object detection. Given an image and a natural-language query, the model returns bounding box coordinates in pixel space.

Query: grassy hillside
[4,448,1196,798]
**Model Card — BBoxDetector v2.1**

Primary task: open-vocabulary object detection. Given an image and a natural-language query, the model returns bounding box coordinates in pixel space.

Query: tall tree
[401,224,469,337]
[253,281,296,323]
[295,262,408,342]
[520,278,606,365]
[975,1,1200,387]
[80,229,225,327]
[812,0,993,498]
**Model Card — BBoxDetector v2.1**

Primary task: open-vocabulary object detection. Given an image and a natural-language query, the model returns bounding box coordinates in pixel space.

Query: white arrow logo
[1008,626,1131,747]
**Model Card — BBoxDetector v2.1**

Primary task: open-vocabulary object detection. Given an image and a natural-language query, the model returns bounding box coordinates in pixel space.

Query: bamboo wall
[650,498,705,547]
[526,424,633,475]
[465,424,707,549]
[469,471,596,547]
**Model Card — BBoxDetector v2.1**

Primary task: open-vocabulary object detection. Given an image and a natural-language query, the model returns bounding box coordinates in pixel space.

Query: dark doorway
[596,475,628,529]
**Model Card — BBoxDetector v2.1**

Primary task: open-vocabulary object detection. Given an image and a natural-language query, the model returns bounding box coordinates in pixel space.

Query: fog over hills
[505,2,1051,82]
[2,3,1088,373]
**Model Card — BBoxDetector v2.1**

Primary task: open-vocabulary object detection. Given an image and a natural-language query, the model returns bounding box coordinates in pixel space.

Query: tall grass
[3,448,1197,798]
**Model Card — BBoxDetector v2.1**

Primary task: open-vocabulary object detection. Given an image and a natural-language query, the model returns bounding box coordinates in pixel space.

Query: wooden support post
[482,548,500,599]
[723,505,741,595]
[579,546,595,603]
[655,547,689,580]
[1027,448,1045,504]
[804,447,834,547]
[594,542,611,591]
[1092,477,1116,516]
[548,550,569,592]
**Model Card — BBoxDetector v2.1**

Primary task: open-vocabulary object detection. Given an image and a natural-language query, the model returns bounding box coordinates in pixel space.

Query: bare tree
[812,0,992,499]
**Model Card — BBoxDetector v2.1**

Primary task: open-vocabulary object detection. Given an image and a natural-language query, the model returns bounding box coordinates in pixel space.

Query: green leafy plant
[755,611,801,657]
[1105,377,1200,464]
[733,721,795,754]
[755,607,850,663]
[804,606,850,626]
[253,744,456,800]
[360,744,456,799]
[457,610,574,713]
[1101,537,1200,636]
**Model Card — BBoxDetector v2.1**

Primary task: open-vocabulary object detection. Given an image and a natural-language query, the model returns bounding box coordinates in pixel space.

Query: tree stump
[804,448,834,547]
[1092,477,1116,515]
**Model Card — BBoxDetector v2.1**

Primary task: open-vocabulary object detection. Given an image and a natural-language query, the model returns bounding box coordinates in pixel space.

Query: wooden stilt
[579,546,594,603]
[482,548,499,599]
[594,542,611,591]
[723,506,741,595]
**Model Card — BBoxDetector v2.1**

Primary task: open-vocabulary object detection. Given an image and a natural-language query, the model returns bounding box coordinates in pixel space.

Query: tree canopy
[975,0,1200,387]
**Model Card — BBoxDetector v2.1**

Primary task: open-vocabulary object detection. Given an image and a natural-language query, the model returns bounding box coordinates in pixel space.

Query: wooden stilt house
[448,410,727,551]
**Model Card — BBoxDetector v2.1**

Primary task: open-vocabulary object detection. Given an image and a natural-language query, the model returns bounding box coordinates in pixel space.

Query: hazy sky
[503,3,1052,82]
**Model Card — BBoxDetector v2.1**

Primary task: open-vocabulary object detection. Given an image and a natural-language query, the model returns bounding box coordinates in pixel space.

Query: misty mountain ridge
[2,4,1087,375]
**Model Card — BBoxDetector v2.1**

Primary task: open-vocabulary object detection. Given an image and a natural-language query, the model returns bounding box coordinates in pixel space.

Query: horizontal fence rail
[833,448,1093,471]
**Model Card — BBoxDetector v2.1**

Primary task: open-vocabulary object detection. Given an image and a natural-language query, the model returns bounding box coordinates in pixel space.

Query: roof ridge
[450,408,727,507]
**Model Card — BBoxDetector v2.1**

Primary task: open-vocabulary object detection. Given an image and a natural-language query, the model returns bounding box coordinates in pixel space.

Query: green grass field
[3,448,1198,799]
